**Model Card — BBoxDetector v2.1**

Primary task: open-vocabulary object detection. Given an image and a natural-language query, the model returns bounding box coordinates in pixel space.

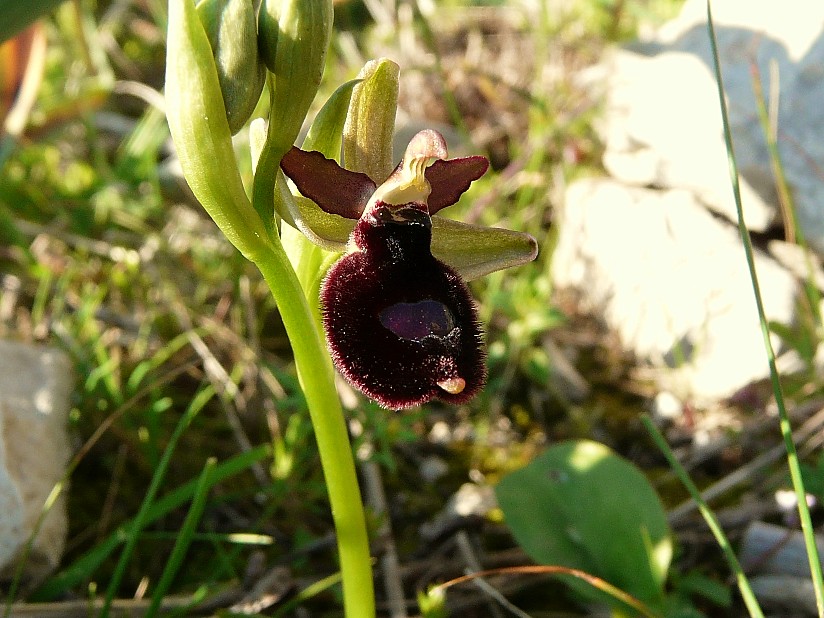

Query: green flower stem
[253,242,375,618]
[167,2,374,613]
[253,145,374,618]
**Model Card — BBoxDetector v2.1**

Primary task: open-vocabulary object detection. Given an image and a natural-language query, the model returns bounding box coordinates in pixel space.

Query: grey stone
[598,48,775,231]
[552,178,797,401]
[0,340,72,580]
[419,483,497,543]
[598,0,824,248]
[554,0,824,401]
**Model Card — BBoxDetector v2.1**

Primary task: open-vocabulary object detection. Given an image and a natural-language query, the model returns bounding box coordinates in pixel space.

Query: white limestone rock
[598,49,775,231]
[552,178,798,401]
[0,340,72,580]
[598,0,824,247]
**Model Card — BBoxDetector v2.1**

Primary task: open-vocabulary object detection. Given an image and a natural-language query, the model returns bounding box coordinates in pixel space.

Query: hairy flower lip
[281,129,533,409]
[321,227,487,409]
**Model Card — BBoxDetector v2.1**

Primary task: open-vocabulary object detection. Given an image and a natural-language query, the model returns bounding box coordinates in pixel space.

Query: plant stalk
[643,417,763,617]
[707,2,824,614]
[251,187,374,618]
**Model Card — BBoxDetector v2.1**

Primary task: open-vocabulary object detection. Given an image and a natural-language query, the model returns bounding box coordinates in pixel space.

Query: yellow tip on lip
[437,376,466,395]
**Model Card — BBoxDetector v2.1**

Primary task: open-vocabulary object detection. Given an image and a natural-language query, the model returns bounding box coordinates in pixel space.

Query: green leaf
[495,440,672,609]
[0,0,62,44]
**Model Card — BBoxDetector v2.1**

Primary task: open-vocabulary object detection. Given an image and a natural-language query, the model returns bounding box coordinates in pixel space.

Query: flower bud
[196,0,264,134]
[258,0,332,154]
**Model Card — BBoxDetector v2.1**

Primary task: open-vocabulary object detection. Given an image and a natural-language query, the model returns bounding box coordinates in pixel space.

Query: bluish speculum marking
[379,299,456,341]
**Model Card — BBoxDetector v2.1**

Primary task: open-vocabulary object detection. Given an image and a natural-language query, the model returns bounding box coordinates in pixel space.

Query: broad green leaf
[495,440,672,609]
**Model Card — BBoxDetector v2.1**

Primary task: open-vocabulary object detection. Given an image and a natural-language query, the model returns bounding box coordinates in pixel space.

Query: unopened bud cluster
[191,0,331,138]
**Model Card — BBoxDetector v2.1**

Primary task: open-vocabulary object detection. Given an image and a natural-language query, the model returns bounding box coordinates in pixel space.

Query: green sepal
[275,192,538,281]
[196,0,265,135]
[284,191,351,250]
[166,0,269,260]
[343,58,399,182]
[431,216,539,281]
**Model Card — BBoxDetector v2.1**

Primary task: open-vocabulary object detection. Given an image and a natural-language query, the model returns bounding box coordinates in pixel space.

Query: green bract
[196,0,265,135]
[165,0,268,260]
[343,58,400,182]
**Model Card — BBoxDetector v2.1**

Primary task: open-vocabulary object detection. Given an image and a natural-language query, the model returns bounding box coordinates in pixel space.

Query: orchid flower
[281,129,538,409]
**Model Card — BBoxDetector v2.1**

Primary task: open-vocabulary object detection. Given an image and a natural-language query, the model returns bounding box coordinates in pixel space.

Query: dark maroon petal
[321,216,486,409]
[280,147,376,219]
[425,156,489,214]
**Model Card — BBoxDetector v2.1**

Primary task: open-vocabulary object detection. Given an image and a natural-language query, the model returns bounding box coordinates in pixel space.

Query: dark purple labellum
[321,206,486,409]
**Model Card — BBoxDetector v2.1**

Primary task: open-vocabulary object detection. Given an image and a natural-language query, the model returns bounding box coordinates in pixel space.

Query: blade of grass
[750,59,823,348]
[100,385,217,615]
[30,444,271,600]
[642,416,763,617]
[706,2,824,614]
[271,571,344,617]
[5,360,203,612]
[750,60,796,243]
[145,457,216,618]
